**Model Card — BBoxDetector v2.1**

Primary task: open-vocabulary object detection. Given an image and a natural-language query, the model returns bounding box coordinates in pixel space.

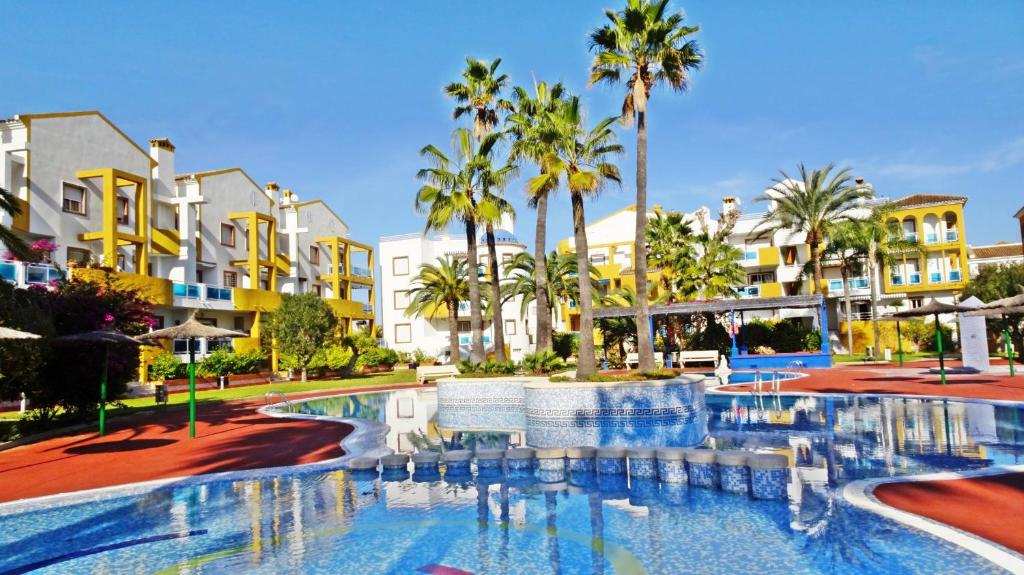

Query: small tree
[268,293,338,381]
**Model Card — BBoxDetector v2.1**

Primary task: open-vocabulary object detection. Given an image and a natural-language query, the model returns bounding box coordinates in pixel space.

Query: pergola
[593,294,831,369]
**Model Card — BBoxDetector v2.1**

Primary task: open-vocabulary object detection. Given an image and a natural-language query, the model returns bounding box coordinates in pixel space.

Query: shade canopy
[885,300,974,318]
[0,326,41,340]
[967,304,1024,317]
[975,293,1024,310]
[138,316,247,341]
[54,330,146,346]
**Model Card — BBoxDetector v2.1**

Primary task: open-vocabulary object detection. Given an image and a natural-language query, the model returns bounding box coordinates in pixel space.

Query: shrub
[552,332,579,360]
[480,360,517,375]
[522,350,566,374]
[197,348,266,377]
[356,347,399,369]
[803,330,823,351]
[309,344,355,372]
[149,352,184,381]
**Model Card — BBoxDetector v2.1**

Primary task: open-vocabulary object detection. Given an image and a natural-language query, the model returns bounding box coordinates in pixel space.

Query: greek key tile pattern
[629,457,657,479]
[719,464,751,494]
[687,462,717,488]
[751,468,788,500]
[598,457,627,475]
[657,460,687,484]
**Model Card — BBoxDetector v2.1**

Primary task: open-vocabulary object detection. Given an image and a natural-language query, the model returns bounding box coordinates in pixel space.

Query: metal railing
[173,282,233,303]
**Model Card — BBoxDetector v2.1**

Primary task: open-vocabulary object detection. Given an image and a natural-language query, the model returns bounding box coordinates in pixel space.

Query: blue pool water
[0,384,1022,574]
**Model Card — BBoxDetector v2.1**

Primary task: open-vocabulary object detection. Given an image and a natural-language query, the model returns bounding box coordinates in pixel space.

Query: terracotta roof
[969,243,1024,259]
[1015,206,1024,219]
[889,194,967,208]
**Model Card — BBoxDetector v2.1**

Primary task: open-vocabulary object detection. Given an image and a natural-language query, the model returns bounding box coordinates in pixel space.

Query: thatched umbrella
[966,293,1024,376]
[138,316,247,438]
[886,300,974,384]
[54,330,145,437]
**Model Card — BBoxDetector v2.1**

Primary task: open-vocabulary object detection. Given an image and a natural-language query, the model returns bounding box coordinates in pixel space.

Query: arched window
[901,216,918,242]
[886,218,900,241]
[942,212,959,242]
[922,214,940,244]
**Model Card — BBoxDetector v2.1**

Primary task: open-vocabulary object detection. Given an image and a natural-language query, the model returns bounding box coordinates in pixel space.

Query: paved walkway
[875,472,1024,554]
[719,363,1024,402]
[0,383,423,503]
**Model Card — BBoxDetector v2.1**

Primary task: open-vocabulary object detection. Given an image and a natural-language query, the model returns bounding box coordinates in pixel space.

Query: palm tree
[0,187,29,260]
[598,286,640,364]
[507,81,567,353]
[645,210,695,302]
[753,164,874,296]
[811,222,867,355]
[416,129,503,363]
[589,0,703,372]
[526,97,622,377]
[446,57,515,362]
[445,57,512,141]
[503,250,602,328]
[406,257,469,365]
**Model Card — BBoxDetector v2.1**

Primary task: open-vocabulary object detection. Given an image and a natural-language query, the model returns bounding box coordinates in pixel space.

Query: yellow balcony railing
[758,246,780,267]
[71,267,173,306]
[12,198,29,232]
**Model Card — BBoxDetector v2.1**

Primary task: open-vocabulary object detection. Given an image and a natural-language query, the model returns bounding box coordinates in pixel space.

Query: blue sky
[5,1,1023,248]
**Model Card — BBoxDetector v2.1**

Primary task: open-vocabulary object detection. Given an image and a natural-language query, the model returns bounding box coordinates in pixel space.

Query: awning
[592,294,825,320]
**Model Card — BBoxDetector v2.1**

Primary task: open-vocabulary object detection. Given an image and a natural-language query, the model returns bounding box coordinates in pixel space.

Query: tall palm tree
[406,257,469,365]
[445,57,512,140]
[589,0,703,372]
[447,57,515,362]
[507,81,567,353]
[526,97,622,377]
[416,128,503,363]
[753,164,874,296]
[0,187,29,260]
[811,223,867,355]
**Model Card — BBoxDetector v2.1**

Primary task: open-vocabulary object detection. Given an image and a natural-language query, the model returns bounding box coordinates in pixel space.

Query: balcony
[0,260,62,289]
[362,303,374,313]
[904,232,918,242]
[945,230,959,243]
[172,282,234,309]
[352,265,372,278]
[829,277,869,292]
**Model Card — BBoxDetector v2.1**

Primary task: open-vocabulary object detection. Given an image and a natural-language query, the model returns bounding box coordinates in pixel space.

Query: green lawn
[1,369,416,442]
[831,352,941,364]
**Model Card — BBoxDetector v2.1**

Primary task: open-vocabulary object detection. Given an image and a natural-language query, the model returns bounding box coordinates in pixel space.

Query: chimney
[264,182,281,207]
[149,139,175,227]
[722,195,740,214]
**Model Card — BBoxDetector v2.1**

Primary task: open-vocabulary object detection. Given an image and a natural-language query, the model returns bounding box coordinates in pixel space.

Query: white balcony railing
[0,260,62,289]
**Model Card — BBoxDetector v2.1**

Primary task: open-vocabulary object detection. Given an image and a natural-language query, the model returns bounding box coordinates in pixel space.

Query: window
[67,247,90,265]
[502,253,513,264]
[828,279,844,292]
[394,290,410,310]
[62,183,86,215]
[223,271,238,288]
[910,298,923,309]
[505,319,516,335]
[590,254,607,266]
[748,272,776,285]
[116,197,129,225]
[309,245,320,265]
[313,284,322,296]
[783,246,799,266]
[196,270,204,284]
[395,323,412,344]
[392,256,409,276]
[233,317,246,332]
[116,254,126,271]
[153,316,165,329]
[220,223,236,247]
[458,320,471,333]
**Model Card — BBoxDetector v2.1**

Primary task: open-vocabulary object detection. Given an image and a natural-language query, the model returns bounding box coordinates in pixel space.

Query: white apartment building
[378,220,537,362]
[967,242,1024,277]
[0,111,374,376]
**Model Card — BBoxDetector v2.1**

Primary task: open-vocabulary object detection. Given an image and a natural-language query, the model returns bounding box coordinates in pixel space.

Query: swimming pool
[0,386,1021,574]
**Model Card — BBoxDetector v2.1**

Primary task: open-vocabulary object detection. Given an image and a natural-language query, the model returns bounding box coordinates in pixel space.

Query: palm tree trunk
[571,191,597,378]
[465,219,485,364]
[447,302,460,366]
[486,222,506,362]
[633,108,655,372]
[842,266,854,355]
[810,241,824,295]
[868,242,881,352]
[534,194,553,352]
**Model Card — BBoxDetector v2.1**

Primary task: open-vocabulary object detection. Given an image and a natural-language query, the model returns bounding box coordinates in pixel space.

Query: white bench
[625,353,664,369]
[416,364,460,384]
[677,350,718,368]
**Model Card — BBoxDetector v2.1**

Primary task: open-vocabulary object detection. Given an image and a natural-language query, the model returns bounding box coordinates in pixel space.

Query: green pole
[935,314,946,385]
[896,320,904,367]
[1006,328,1016,377]
[99,345,108,437]
[188,337,196,439]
